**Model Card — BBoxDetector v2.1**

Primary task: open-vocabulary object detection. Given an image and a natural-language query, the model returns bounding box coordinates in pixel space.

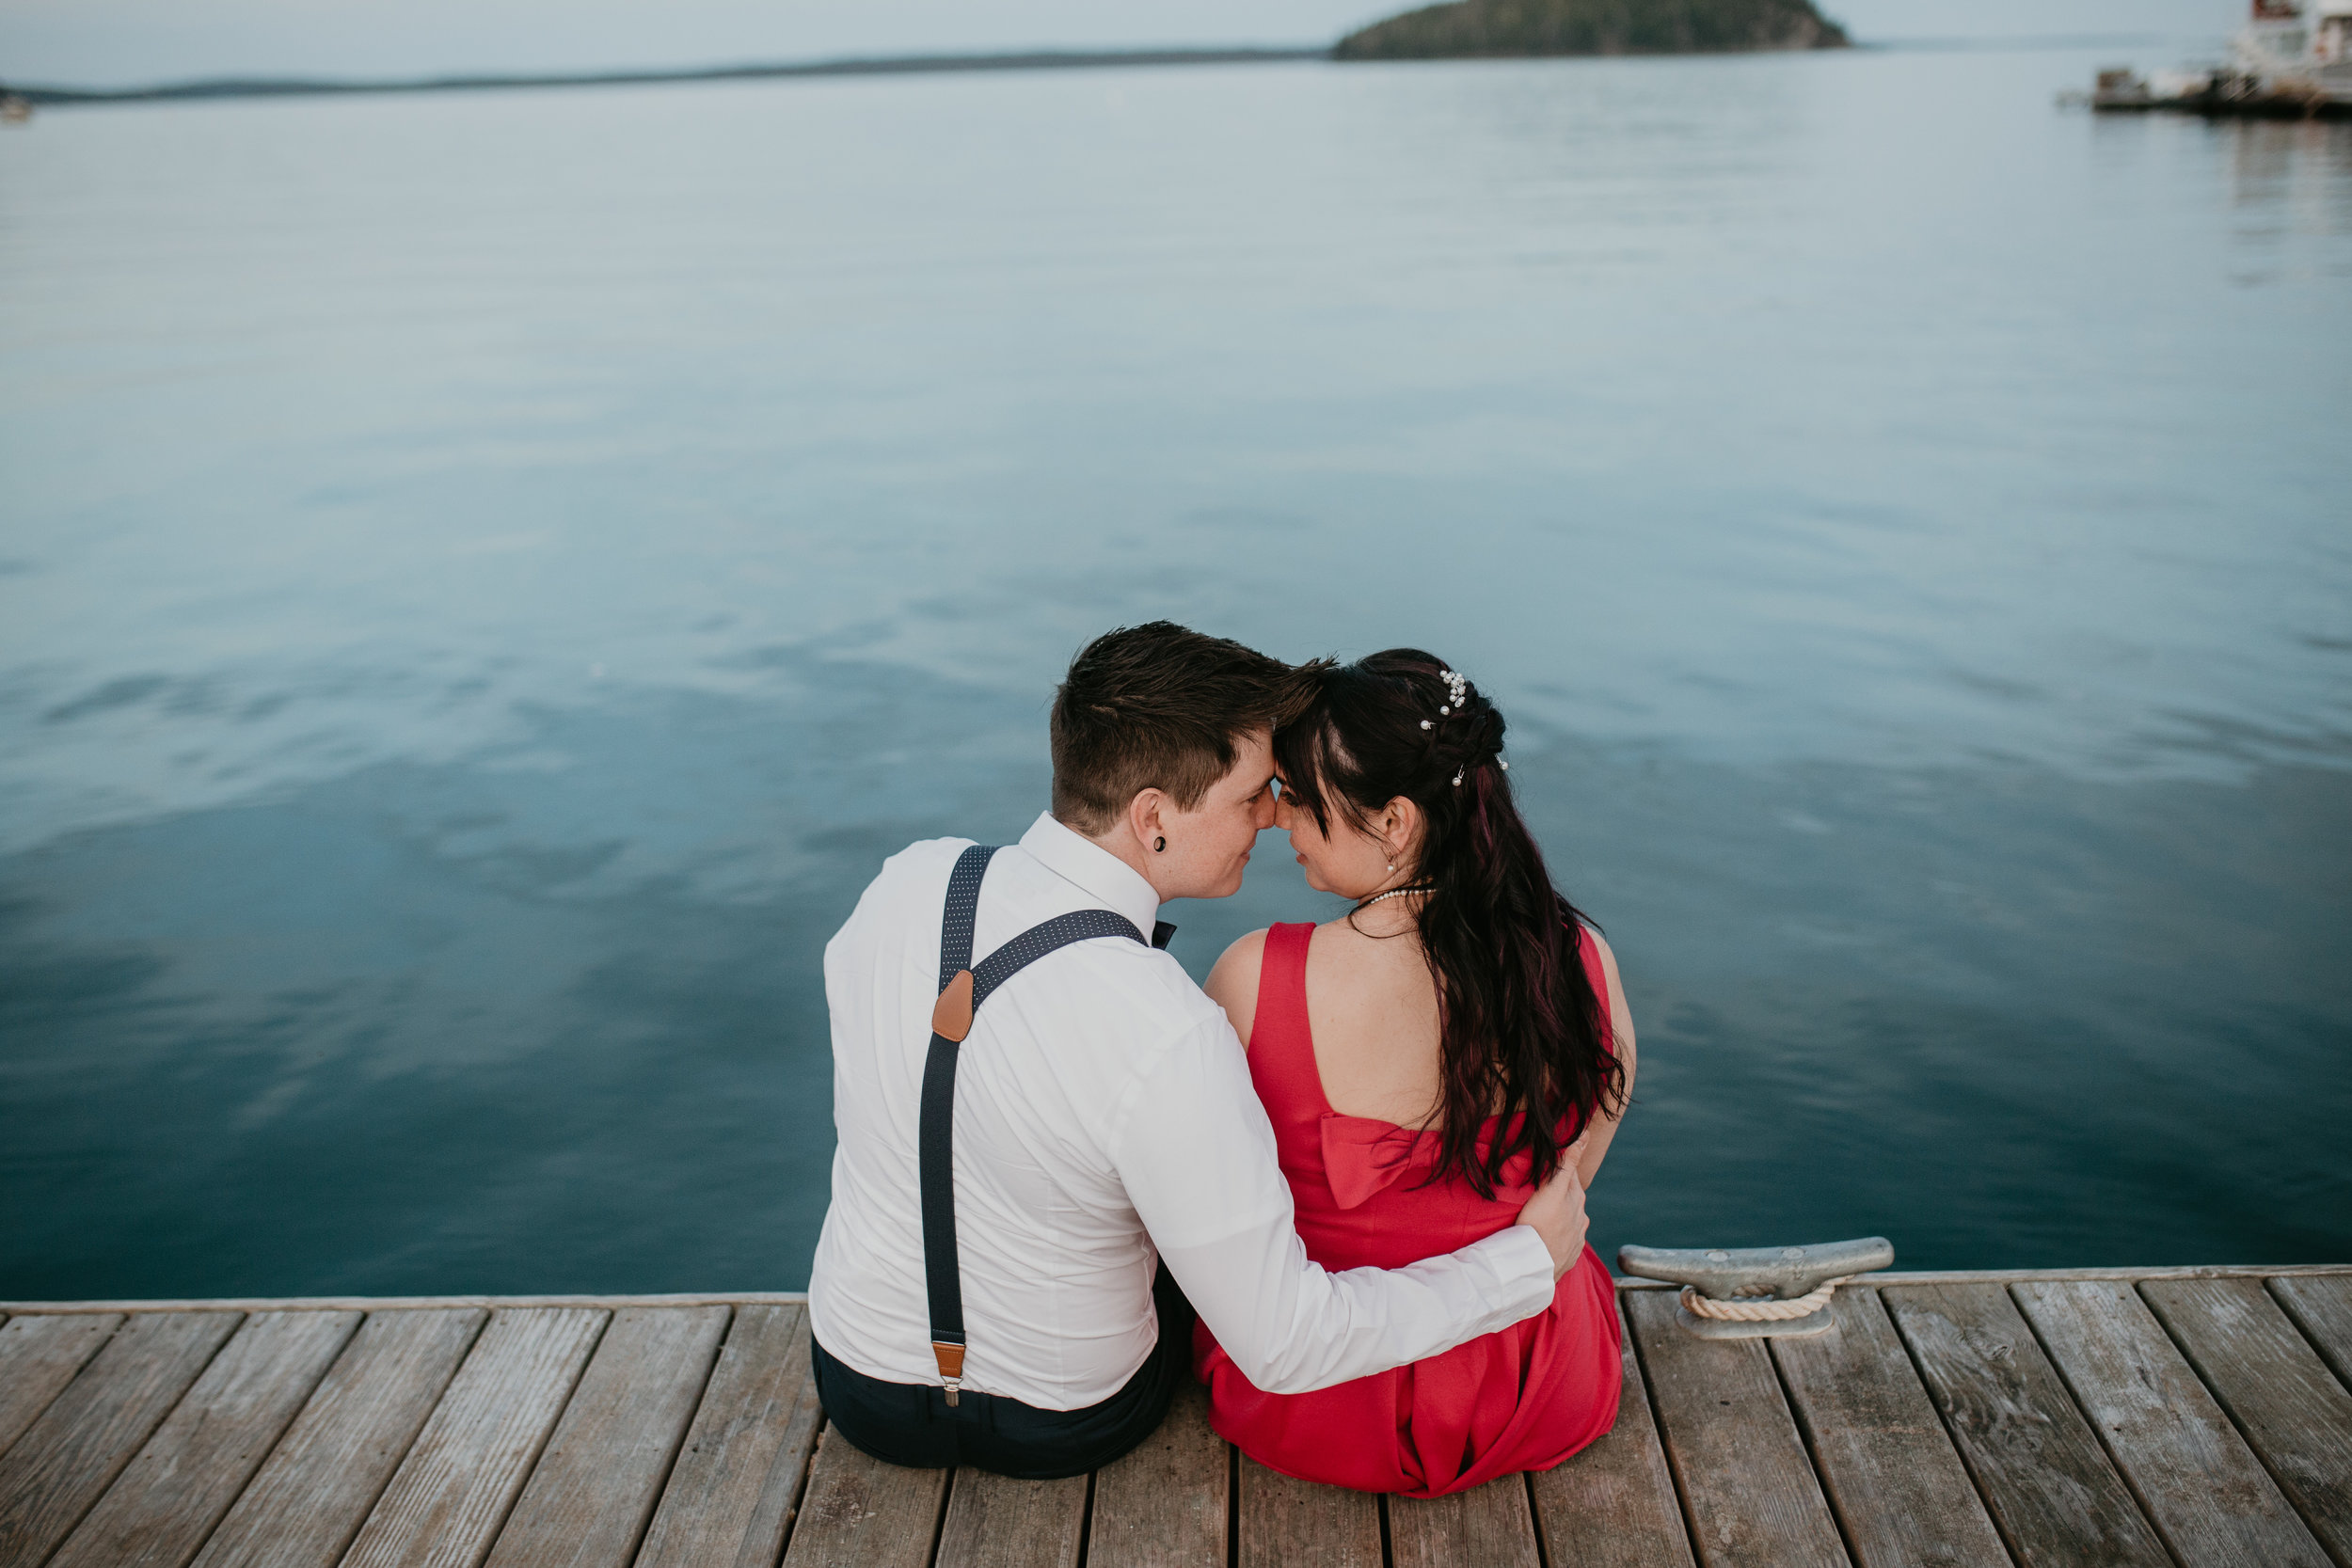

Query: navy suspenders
[919,844,1174,1403]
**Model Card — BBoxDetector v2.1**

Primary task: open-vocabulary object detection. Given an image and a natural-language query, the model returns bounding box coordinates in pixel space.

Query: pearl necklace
[1358,885,1434,909]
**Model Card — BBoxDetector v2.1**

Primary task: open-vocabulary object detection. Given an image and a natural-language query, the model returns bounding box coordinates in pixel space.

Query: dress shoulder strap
[1252,923,1314,1043]
[1572,922,1613,1058]
[1246,923,1323,1109]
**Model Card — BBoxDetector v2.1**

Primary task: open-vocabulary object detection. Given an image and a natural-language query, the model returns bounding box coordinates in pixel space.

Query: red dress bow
[1318,1114,1437,1209]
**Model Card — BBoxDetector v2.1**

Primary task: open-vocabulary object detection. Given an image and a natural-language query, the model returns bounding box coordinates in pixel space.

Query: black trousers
[813,1266,1196,1480]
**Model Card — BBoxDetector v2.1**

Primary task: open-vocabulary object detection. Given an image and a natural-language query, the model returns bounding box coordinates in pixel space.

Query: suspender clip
[932,1338,967,1406]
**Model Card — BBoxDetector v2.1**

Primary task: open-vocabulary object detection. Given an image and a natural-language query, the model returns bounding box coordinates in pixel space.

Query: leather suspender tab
[930,969,976,1043]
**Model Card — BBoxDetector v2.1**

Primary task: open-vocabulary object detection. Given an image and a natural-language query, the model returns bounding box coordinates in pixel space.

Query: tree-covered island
[1336,0,1850,59]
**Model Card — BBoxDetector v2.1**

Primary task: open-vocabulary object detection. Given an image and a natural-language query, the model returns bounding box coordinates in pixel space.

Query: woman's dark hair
[1274,649,1623,1197]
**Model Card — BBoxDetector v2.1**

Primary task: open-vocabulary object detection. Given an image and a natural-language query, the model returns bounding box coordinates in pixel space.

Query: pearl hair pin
[1424,666,1504,784]
[1453,755,1506,786]
[1423,668,1470,731]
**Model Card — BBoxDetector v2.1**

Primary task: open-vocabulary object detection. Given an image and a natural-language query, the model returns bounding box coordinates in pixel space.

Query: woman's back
[1296,912,1449,1130]
[1232,895,1636,1242]
[1192,919,1626,1496]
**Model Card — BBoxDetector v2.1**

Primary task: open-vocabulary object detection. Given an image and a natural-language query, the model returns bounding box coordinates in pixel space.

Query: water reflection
[2225,117,2352,237]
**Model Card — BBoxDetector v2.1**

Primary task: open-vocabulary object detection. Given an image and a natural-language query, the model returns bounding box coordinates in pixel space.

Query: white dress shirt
[806,811,1557,1411]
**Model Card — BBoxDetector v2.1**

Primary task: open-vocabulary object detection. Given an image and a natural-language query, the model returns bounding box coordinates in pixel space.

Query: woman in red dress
[1194,650,1636,1497]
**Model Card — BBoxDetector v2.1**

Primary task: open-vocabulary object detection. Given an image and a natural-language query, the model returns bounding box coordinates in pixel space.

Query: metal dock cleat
[1617,1237,1895,1338]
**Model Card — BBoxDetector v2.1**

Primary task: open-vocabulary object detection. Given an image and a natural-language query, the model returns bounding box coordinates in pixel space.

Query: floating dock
[2083,0,2352,118]
[1,1264,2346,1567]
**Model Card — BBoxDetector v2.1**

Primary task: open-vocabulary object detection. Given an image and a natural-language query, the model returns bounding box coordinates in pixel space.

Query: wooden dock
[1,1265,2346,1568]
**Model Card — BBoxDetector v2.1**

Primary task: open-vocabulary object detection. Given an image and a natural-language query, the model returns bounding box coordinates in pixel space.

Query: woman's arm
[1203,928,1270,1049]
[1572,931,1637,1190]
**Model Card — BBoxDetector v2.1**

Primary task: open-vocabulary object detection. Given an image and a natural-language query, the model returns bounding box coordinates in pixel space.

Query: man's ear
[1126,788,1170,855]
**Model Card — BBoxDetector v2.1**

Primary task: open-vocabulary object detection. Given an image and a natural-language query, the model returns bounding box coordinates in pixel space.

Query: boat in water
[2087,0,2352,116]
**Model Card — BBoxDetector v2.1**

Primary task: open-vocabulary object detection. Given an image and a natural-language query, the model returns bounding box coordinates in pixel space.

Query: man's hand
[1515,1156,1591,1279]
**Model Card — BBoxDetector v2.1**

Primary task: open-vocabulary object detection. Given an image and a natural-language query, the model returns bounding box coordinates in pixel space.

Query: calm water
[3,48,2348,1299]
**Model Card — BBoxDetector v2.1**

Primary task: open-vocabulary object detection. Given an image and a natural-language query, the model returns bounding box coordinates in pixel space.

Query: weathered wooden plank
[933,1465,1088,1568]
[1234,1455,1377,1568]
[635,1304,822,1568]
[1529,1298,1697,1568]
[778,1428,948,1568]
[1623,1289,1846,1568]
[1883,1283,2168,1568]
[1087,1379,1228,1568]
[47,1311,359,1568]
[0,1311,241,1568]
[1771,1288,2010,1568]
[2271,1275,2352,1388]
[338,1307,607,1568]
[2143,1278,2352,1564]
[479,1306,727,1568]
[188,1308,487,1568]
[1389,1476,1542,1568]
[2015,1279,2328,1567]
[0,1314,121,1458]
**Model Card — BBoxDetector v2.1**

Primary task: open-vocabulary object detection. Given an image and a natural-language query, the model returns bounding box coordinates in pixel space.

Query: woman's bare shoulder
[1204,928,1271,1046]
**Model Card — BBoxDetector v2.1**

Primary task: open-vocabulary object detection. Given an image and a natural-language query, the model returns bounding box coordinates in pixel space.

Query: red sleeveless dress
[1193,922,1623,1497]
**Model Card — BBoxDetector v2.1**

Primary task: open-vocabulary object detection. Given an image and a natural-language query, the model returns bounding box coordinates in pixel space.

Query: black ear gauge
[1154,836,1167,852]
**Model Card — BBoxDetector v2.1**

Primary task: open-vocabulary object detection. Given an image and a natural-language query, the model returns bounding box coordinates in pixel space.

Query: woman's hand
[1514,1155,1591,1279]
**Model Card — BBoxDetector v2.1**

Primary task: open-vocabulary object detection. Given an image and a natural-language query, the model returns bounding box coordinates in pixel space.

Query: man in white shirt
[807,622,1590,1477]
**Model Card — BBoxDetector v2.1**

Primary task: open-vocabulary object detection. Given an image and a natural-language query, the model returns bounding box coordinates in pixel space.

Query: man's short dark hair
[1051,623,1311,836]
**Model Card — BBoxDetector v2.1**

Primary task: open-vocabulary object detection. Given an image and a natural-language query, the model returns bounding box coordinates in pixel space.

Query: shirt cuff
[1466,1224,1563,1325]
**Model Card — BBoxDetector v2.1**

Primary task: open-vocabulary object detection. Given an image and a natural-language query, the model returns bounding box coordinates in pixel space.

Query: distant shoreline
[4,33,2197,109]
[5,46,1332,108]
